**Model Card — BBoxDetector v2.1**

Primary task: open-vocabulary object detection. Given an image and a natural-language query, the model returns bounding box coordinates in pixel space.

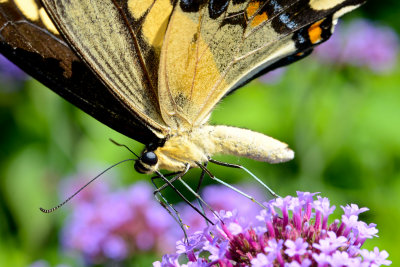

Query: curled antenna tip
[40,204,64,213]
[39,207,53,213]
[38,158,135,215]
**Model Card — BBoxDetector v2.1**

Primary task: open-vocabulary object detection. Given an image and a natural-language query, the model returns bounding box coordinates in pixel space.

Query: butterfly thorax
[135,125,295,174]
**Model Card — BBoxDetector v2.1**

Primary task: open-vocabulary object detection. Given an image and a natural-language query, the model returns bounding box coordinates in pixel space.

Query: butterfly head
[135,150,159,174]
[133,131,207,174]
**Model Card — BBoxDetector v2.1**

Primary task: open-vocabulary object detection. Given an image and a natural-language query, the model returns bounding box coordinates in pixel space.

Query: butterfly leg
[150,173,188,240]
[151,172,179,192]
[208,158,280,198]
[195,162,210,226]
[197,162,266,209]
[154,166,214,225]
[154,163,220,224]
[174,166,221,222]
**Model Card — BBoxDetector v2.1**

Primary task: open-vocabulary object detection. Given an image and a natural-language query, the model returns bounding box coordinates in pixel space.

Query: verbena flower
[176,184,264,236]
[154,192,391,267]
[314,19,399,73]
[60,172,264,264]
[61,178,177,263]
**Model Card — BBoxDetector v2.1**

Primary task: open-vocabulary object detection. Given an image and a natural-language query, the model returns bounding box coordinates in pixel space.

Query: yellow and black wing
[0,0,166,145]
[158,0,366,129]
[41,0,176,138]
[1,0,366,143]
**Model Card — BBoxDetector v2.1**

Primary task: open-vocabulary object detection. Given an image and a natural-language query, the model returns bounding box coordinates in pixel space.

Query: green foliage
[361,1,400,32]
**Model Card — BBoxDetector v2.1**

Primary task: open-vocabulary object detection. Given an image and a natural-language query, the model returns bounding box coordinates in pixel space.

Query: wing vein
[110,0,158,101]
[189,7,206,102]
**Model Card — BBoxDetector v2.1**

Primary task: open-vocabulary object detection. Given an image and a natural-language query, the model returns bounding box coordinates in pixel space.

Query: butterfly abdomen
[154,125,294,172]
[204,125,294,164]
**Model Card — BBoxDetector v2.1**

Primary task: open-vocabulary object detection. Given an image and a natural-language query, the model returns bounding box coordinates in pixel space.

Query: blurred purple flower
[314,19,399,73]
[154,192,391,267]
[61,179,177,264]
[0,54,27,90]
[28,260,70,267]
[60,169,268,264]
[259,67,287,84]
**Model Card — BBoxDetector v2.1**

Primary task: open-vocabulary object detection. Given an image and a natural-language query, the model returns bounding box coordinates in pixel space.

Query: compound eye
[141,151,158,165]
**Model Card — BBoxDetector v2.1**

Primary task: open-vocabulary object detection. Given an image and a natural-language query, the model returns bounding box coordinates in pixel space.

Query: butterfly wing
[40,0,175,137]
[0,0,163,145]
[158,0,366,128]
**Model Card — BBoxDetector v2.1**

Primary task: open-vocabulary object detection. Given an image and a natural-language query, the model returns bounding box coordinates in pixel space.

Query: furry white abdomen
[202,125,294,163]
[154,125,294,172]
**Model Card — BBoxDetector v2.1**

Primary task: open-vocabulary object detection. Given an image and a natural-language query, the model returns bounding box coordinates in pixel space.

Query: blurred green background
[1,4,400,267]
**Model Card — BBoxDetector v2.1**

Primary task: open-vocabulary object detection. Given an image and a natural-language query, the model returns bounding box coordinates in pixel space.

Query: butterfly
[0,0,365,179]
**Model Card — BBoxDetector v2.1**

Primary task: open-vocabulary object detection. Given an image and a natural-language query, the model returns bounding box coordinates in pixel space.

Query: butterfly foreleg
[150,172,189,240]
[195,162,209,225]
[175,164,221,222]
[151,171,180,192]
[154,166,214,225]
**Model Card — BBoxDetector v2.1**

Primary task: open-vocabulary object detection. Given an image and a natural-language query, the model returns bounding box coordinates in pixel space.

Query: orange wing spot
[308,20,324,44]
[246,2,260,18]
[251,12,268,27]
[246,2,268,28]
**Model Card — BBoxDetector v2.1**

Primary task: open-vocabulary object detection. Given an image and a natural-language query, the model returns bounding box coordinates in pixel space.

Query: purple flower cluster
[314,19,399,73]
[61,178,177,263]
[29,259,70,267]
[154,192,391,267]
[60,171,265,264]
[176,184,265,236]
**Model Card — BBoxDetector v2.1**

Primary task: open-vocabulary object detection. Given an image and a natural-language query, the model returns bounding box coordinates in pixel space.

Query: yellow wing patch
[310,0,347,10]
[158,10,227,128]
[13,0,59,35]
[126,0,173,49]
[15,0,39,21]
[39,8,59,35]
[127,0,154,19]
[157,2,292,128]
[141,0,173,49]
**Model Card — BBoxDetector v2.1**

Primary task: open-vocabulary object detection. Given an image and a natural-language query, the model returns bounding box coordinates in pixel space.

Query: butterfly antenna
[109,138,139,158]
[39,158,135,213]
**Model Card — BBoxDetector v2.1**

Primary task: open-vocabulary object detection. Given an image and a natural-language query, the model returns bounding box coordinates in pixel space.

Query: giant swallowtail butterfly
[0,0,365,178]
